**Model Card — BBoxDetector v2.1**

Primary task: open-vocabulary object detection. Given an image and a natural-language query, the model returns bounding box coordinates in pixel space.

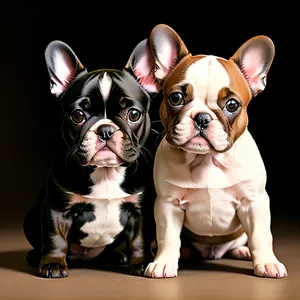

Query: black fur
[23,39,161,278]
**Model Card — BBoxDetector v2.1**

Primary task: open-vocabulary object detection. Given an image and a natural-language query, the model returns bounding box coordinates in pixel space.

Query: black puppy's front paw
[102,249,129,266]
[129,260,151,277]
[38,263,68,278]
[26,249,41,268]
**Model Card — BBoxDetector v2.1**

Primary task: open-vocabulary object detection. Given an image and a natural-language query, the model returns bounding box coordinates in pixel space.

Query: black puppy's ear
[124,39,160,94]
[149,24,190,81]
[45,41,86,97]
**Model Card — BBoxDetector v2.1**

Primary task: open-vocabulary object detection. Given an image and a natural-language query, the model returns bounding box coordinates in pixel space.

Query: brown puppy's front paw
[144,261,178,278]
[38,263,68,278]
[254,262,287,279]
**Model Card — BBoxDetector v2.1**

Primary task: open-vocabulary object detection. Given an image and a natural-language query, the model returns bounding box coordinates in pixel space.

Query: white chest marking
[87,166,131,199]
[79,198,124,248]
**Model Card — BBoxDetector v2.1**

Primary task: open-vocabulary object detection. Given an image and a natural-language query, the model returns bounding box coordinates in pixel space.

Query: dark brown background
[0,3,298,300]
[0,2,294,229]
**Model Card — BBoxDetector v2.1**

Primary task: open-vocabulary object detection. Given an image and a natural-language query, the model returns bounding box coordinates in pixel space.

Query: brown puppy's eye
[225,99,240,113]
[127,109,141,123]
[70,109,85,124]
[168,92,185,106]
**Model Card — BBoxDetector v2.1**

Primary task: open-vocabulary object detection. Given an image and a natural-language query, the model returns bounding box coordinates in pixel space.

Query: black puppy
[23,39,160,278]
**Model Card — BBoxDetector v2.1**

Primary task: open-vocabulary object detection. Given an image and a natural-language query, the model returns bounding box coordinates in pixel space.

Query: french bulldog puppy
[23,38,160,278]
[144,24,287,279]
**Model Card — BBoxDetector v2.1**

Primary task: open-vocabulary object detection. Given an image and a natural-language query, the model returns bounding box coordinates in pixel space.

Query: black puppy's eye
[127,109,141,123]
[169,92,185,106]
[225,99,240,113]
[70,109,85,124]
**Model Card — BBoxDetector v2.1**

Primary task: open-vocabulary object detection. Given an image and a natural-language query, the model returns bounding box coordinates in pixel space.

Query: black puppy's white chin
[90,156,123,168]
[84,147,123,167]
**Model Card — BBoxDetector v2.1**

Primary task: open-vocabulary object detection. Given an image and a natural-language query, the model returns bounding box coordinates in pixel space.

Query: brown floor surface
[0,217,299,300]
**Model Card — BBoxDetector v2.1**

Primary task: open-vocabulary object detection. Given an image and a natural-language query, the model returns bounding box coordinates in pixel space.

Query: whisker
[64,144,79,167]
[139,145,153,163]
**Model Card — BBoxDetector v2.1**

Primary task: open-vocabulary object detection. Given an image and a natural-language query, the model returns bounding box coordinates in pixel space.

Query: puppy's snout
[97,124,116,141]
[194,113,212,130]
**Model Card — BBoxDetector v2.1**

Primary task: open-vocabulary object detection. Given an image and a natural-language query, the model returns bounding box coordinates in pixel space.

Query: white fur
[99,72,112,103]
[145,130,287,278]
[144,55,287,279]
[88,167,131,199]
[79,197,124,248]
[185,56,230,107]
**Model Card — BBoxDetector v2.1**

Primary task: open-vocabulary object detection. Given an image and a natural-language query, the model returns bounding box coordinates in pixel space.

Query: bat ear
[230,35,275,97]
[124,38,160,94]
[45,41,87,97]
[149,24,190,80]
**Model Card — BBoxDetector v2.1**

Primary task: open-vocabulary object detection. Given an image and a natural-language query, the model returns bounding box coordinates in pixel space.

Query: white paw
[254,262,287,279]
[144,261,178,278]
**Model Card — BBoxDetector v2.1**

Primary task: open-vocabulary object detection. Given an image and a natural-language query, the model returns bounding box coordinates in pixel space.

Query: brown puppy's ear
[124,39,160,94]
[45,41,86,97]
[230,35,275,97]
[149,24,190,80]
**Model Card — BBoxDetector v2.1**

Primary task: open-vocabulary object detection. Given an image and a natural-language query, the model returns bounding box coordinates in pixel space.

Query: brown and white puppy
[144,24,287,279]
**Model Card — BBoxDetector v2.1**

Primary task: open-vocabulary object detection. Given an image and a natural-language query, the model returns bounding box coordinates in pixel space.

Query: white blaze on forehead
[99,72,112,102]
[184,56,230,107]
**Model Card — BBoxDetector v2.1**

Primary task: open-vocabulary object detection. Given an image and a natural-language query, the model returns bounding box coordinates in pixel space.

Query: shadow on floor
[0,250,36,275]
[0,249,254,278]
[0,249,141,277]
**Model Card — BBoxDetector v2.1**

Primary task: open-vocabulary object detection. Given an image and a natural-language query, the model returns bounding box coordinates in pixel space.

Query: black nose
[97,124,116,141]
[194,113,212,130]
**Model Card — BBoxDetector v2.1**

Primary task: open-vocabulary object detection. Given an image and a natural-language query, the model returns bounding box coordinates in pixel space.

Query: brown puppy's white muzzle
[171,110,230,154]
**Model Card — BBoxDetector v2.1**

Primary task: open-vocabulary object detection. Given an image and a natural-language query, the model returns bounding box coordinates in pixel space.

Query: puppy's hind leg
[225,233,251,260]
[191,232,250,260]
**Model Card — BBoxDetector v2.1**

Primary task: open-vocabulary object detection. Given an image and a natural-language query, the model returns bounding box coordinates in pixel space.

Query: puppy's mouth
[182,135,211,152]
[167,118,230,154]
[76,120,142,167]
[168,133,212,154]
[89,144,123,167]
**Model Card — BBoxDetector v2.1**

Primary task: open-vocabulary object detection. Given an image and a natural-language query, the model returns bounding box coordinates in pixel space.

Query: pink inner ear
[134,53,160,93]
[154,41,178,79]
[51,52,76,95]
[242,48,264,84]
